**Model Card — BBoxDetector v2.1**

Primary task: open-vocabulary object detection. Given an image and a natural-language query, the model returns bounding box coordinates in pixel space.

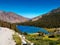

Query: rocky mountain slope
[0,11,29,23]
[32,7,60,21]
[21,7,60,28]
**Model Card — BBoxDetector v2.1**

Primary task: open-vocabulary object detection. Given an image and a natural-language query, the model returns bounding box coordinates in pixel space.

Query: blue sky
[0,0,60,18]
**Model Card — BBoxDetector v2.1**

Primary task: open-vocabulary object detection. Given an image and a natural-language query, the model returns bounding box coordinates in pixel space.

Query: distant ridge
[0,11,29,23]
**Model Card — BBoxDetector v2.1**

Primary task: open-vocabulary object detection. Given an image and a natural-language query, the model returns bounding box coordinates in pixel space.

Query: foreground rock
[0,27,16,45]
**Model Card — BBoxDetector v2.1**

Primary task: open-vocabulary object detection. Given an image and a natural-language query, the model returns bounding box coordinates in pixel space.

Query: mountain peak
[50,7,60,13]
[0,11,29,23]
[57,7,60,9]
[0,11,5,13]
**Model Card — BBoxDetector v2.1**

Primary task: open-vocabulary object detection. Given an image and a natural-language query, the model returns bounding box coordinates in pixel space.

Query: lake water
[17,25,49,34]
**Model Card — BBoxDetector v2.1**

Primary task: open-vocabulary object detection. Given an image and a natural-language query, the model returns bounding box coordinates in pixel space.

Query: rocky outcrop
[0,27,16,45]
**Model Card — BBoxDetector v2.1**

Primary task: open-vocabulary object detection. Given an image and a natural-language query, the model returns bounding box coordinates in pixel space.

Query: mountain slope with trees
[20,7,60,28]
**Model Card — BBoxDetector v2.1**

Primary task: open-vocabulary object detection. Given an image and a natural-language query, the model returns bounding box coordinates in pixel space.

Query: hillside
[32,7,60,21]
[0,11,29,23]
[20,7,60,28]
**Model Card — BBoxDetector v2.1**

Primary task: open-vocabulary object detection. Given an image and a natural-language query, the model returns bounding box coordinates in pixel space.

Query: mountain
[32,7,60,21]
[0,11,29,23]
[21,7,60,28]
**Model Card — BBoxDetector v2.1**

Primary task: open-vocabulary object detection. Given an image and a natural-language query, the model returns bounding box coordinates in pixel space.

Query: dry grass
[43,35,59,41]
[13,33,21,45]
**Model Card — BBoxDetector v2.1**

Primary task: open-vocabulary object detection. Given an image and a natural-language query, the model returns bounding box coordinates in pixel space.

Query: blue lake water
[17,25,49,34]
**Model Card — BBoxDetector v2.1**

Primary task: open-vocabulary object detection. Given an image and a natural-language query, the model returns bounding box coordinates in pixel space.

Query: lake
[17,25,49,34]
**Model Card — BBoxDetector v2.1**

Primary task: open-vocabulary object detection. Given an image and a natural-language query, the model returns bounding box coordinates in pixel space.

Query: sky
[0,0,60,18]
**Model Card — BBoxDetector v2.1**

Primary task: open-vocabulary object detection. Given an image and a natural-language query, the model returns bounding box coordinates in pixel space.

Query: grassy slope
[44,28,56,32]
[13,33,21,45]
[25,34,60,45]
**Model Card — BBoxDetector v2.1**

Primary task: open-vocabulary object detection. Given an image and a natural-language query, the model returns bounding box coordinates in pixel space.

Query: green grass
[44,28,56,33]
[13,33,21,45]
[25,35,49,45]
[25,34,60,45]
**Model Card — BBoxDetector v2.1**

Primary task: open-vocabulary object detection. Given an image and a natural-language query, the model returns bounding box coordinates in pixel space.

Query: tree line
[0,20,21,33]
